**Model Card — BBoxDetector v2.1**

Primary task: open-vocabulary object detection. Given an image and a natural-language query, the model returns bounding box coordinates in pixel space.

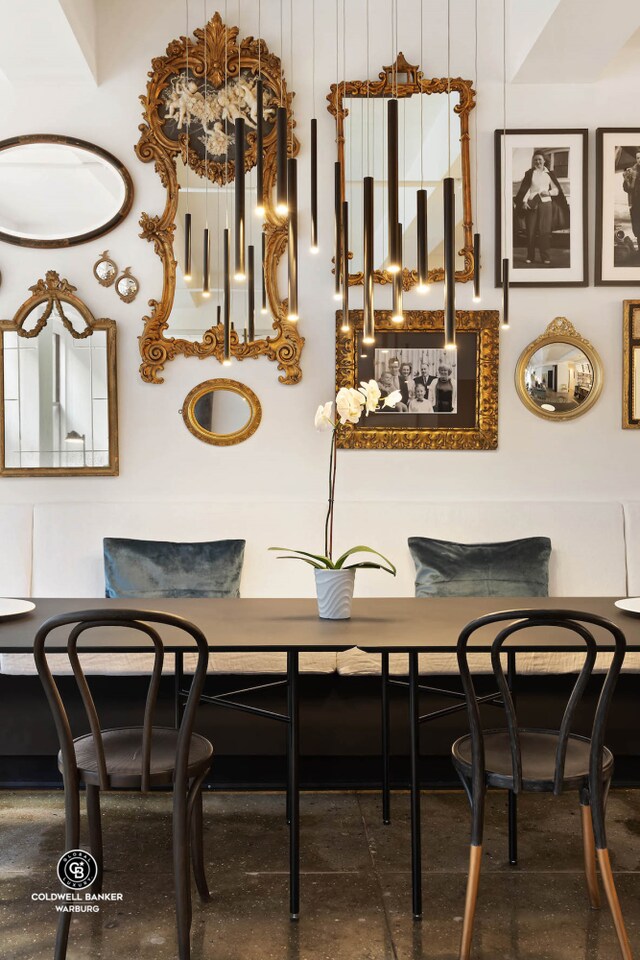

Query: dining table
[1,594,639,922]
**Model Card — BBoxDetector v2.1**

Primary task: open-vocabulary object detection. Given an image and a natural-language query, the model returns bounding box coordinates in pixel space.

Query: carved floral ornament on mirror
[135,11,303,384]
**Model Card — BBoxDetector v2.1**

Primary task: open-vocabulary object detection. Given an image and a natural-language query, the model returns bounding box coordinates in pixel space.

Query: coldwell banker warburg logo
[31,849,124,913]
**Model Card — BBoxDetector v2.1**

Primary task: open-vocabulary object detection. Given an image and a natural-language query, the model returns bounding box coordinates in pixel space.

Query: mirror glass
[633,346,640,421]
[343,94,465,276]
[523,342,594,415]
[0,138,131,246]
[3,303,111,469]
[192,387,251,436]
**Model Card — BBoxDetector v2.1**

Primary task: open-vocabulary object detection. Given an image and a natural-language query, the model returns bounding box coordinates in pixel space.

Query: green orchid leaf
[334,545,397,575]
[269,546,334,568]
[274,555,325,570]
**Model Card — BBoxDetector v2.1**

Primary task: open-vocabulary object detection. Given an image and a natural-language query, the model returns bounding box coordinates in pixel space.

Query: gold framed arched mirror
[136,12,303,385]
[181,378,261,445]
[515,317,603,421]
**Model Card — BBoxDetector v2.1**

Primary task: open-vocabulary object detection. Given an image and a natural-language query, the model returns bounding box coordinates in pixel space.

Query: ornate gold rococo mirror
[515,317,603,422]
[328,54,475,289]
[181,378,261,445]
[0,271,119,475]
[136,12,303,385]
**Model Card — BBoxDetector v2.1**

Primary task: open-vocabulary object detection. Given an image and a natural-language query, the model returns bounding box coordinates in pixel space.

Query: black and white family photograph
[374,349,457,414]
[495,129,588,287]
[596,128,640,285]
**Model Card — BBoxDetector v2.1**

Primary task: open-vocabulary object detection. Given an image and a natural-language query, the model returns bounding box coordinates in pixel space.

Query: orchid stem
[323,428,337,562]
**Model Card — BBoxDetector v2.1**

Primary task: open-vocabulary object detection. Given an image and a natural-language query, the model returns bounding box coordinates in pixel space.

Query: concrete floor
[0,789,639,960]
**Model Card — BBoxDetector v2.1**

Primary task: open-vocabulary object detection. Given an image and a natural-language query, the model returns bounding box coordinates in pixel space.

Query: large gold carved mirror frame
[328,53,475,289]
[136,12,303,384]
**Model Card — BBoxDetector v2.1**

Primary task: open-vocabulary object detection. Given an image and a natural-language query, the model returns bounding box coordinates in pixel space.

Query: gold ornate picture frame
[624,300,640,428]
[135,12,303,384]
[327,53,476,289]
[335,310,498,449]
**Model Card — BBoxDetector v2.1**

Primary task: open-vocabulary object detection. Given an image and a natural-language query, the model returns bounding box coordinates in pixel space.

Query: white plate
[0,598,35,619]
[614,598,640,616]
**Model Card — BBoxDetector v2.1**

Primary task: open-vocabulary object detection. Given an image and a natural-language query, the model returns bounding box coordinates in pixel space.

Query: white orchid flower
[382,389,402,409]
[335,386,366,424]
[314,402,334,431]
[358,379,382,414]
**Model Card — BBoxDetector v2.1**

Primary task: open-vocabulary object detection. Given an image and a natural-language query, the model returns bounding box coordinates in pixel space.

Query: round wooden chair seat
[60,726,214,789]
[452,728,614,792]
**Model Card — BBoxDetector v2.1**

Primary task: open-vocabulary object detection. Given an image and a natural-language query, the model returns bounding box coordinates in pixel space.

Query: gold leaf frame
[135,11,303,384]
[335,310,498,449]
[0,271,119,476]
[515,317,604,422]
[623,301,640,429]
[181,377,261,445]
[327,53,476,290]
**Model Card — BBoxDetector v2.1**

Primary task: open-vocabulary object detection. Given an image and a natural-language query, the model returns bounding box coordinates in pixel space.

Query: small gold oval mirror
[181,379,261,445]
[516,317,603,421]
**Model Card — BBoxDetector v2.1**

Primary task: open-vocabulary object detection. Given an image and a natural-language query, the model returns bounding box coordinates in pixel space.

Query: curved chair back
[33,608,209,794]
[457,609,626,819]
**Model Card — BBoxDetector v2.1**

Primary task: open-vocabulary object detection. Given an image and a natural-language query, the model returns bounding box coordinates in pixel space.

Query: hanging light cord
[447,0,451,176]
[185,0,190,212]
[204,0,208,228]
[312,0,316,117]
[474,0,479,226]
[502,0,508,259]
[290,0,294,152]
[224,0,229,228]
[420,0,424,188]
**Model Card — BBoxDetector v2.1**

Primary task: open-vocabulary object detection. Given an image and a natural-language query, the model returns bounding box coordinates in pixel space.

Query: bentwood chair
[34,609,213,960]
[452,609,633,960]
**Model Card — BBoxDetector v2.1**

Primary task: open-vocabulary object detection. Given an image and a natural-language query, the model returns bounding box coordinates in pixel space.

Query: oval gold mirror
[0,136,133,248]
[181,379,261,445]
[516,317,603,421]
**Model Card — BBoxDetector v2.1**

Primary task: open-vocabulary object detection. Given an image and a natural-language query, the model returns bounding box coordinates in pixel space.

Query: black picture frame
[595,129,640,286]
[495,128,588,288]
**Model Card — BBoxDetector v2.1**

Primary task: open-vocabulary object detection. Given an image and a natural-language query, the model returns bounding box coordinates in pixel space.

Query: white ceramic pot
[314,568,356,620]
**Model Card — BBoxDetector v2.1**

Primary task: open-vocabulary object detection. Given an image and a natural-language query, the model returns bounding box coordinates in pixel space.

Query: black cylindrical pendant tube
[287,157,298,321]
[341,199,349,329]
[502,257,510,328]
[310,118,318,252]
[276,106,288,215]
[223,227,231,363]
[334,161,342,299]
[261,231,267,313]
[202,227,210,296]
[417,188,428,290]
[234,118,246,279]
[184,212,192,279]
[256,79,264,215]
[217,304,221,327]
[473,232,481,301]
[363,175,375,343]
[443,176,456,349]
[392,222,403,322]
[247,244,255,340]
[387,98,399,272]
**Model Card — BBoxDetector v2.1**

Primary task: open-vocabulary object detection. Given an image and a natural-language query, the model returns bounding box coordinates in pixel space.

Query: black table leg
[507,649,518,866]
[174,651,184,728]
[381,651,391,825]
[409,651,422,920]
[287,650,300,919]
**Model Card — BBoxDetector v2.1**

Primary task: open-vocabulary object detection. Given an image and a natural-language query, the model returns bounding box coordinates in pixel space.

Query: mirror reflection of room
[524,343,593,413]
[192,387,251,436]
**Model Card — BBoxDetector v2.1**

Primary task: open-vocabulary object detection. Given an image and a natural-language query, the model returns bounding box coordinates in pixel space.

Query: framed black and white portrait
[495,129,588,287]
[596,129,640,286]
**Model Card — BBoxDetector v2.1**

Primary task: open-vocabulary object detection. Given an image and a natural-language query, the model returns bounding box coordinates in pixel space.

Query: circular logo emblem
[57,850,98,890]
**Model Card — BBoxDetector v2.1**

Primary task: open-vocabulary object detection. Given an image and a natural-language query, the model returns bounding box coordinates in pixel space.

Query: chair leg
[381,652,391,825]
[189,783,210,902]
[55,780,81,960]
[596,848,633,960]
[580,803,600,910]
[459,844,483,960]
[86,784,103,895]
[174,787,192,960]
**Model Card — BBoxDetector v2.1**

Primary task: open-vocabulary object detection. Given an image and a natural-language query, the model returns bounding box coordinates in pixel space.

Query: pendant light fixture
[334,161,342,301]
[391,223,403,322]
[202,227,210,296]
[501,0,510,329]
[223,228,231,365]
[341,199,349,331]
[275,0,288,216]
[261,231,268,314]
[443,0,456,351]
[286,0,299,322]
[247,243,255,340]
[255,0,265,217]
[310,0,318,254]
[202,0,210,297]
[416,0,428,294]
[183,0,192,282]
[472,0,481,303]
[387,0,400,275]
[362,0,374,345]
[234,116,246,281]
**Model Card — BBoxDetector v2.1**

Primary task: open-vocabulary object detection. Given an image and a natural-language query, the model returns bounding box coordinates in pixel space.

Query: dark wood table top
[0,597,639,655]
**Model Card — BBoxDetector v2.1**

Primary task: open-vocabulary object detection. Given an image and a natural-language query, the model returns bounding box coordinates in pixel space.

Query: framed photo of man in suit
[596,129,640,286]
[495,129,588,288]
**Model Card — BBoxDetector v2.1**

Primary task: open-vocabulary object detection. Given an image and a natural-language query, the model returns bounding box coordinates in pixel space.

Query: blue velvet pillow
[103,538,245,599]
[408,536,551,598]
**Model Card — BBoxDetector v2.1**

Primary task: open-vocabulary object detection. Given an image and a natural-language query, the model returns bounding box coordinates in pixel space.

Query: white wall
[0,0,638,524]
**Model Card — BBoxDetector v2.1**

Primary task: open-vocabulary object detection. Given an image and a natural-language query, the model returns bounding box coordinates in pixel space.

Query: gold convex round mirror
[181,379,261,445]
[516,317,603,421]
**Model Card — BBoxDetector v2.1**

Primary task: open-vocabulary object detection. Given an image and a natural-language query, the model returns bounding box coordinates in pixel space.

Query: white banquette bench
[0,500,637,676]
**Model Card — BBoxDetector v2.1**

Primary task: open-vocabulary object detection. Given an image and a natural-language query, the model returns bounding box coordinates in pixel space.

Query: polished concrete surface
[0,789,639,959]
